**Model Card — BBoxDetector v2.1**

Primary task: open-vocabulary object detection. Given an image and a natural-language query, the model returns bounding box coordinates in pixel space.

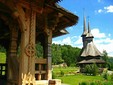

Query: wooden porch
[0,0,78,85]
[0,58,61,85]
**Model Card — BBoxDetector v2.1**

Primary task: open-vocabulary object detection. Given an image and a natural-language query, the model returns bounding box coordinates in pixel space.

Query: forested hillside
[0,44,113,70]
[52,43,81,66]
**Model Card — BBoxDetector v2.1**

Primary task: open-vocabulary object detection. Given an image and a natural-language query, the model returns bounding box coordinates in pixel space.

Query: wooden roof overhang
[0,0,78,48]
[78,59,106,64]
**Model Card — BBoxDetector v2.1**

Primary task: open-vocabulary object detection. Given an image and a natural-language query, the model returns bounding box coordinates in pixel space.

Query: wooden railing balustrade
[0,63,7,79]
[0,58,47,80]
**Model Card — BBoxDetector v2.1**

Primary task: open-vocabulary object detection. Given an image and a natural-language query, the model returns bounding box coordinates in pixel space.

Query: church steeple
[88,20,90,33]
[82,15,88,36]
[81,14,88,48]
[80,17,102,57]
[86,20,94,38]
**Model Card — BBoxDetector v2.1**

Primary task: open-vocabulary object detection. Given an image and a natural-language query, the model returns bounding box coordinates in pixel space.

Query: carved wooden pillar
[44,30,52,80]
[44,27,52,80]
[47,31,52,80]
[17,5,36,85]
[7,23,19,84]
[43,13,59,80]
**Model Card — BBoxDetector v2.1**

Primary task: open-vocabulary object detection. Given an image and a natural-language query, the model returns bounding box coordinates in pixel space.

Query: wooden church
[78,15,105,72]
[0,0,78,85]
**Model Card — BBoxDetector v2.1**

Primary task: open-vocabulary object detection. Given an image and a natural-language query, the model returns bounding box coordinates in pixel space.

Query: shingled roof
[81,41,102,57]
[78,15,106,66]
[78,59,105,64]
[81,17,102,57]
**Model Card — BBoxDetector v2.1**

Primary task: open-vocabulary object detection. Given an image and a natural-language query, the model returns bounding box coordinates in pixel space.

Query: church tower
[78,15,105,72]
[81,15,88,48]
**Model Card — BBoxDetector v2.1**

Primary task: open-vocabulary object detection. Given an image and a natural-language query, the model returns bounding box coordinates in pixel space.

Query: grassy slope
[53,67,113,85]
[57,75,103,85]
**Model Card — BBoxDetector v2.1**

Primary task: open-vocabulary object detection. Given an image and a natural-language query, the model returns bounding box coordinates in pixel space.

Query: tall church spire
[88,20,90,33]
[82,15,88,36]
[81,13,88,47]
[86,20,93,38]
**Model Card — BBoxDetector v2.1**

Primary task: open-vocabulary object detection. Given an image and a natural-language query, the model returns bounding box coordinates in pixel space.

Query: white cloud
[62,37,71,45]
[74,36,82,45]
[52,37,72,45]
[96,5,113,14]
[108,33,111,37]
[91,28,106,38]
[98,9,103,13]
[94,38,113,56]
[104,5,113,13]
[52,28,113,56]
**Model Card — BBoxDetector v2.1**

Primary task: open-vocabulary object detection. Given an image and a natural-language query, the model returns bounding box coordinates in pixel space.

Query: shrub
[60,70,64,76]
[90,82,95,85]
[102,71,108,80]
[110,73,113,81]
[79,81,88,85]
[84,64,98,76]
[92,63,98,76]
[52,72,56,79]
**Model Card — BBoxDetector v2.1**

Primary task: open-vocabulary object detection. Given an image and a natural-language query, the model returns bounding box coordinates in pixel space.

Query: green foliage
[111,73,113,81]
[60,70,64,76]
[107,57,113,70]
[35,42,43,58]
[84,64,98,76]
[79,81,88,85]
[52,72,56,79]
[52,44,63,64]
[61,44,81,66]
[102,71,108,80]
[0,45,6,53]
[102,50,108,68]
[52,44,81,66]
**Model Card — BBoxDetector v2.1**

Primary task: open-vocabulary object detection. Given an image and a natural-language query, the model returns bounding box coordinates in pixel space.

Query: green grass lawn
[57,74,104,85]
[53,67,79,75]
[53,67,113,85]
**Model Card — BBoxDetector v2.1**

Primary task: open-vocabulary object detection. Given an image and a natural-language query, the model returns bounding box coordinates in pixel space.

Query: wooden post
[7,24,19,85]
[45,30,52,80]
[17,5,36,85]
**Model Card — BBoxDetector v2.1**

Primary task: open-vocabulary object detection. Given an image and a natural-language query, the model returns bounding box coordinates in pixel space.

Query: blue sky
[52,0,113,56]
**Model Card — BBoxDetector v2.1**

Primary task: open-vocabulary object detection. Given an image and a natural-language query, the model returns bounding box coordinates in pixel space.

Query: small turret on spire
[86,19,94,38]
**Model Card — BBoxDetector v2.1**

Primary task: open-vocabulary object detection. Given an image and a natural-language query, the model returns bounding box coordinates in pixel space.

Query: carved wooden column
[44,29,52,80]
[44,15,53,79]
[17,5,36,85]
[43,13,59,80]
[7,23,19,84]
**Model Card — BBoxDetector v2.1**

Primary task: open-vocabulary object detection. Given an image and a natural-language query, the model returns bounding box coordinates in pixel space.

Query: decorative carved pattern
[24,8,36,72]
[25,43,35,57]
[25,9,36,58]
[22,72,36,85]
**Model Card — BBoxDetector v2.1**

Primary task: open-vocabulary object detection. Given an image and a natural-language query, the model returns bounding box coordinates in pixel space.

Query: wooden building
[0,0,78,85]
[78,15,105,72]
